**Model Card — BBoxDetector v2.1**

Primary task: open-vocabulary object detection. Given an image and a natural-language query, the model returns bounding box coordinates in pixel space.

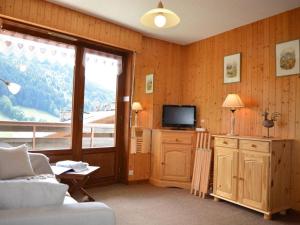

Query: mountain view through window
[0,30,120,150]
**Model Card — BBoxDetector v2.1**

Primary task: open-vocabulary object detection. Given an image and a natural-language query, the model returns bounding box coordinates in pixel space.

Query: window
[0,29,75,150]
[82,49,122,148]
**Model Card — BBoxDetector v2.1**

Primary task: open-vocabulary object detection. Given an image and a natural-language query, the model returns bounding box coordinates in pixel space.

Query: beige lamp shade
[222,94,244,109]
[140,1,180,29]
[132,102,143,111]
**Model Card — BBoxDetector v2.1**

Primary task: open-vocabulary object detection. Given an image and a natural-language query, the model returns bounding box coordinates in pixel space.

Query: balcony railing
[0,121,114,150]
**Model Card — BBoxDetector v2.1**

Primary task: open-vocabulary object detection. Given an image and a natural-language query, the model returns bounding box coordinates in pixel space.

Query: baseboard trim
[127,179,149,185]
[149,178,191,189]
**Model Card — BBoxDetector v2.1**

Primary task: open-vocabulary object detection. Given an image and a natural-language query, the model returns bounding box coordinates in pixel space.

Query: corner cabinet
[150,129,195,189]
[212,135,292,219]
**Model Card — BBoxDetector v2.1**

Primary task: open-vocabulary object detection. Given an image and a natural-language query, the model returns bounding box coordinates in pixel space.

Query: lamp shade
[7,82,21,95]
[132,102,143,111]
[0,78,21,95]
[222,94,244,108]
[140,1,180,29]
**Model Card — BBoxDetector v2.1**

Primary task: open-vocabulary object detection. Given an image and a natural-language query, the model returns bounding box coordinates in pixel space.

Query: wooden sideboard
[212,135,292,219]
[150,129,196,189]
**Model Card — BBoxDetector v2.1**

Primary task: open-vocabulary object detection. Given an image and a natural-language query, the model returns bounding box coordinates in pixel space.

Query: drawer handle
[161,162,165,165]
[233,176,237,179]
[223,141,228,144]
[251,144,257,148]
[239,177,244,181]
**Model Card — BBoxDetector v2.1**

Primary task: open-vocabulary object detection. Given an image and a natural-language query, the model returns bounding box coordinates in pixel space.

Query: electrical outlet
[128,170,134,176]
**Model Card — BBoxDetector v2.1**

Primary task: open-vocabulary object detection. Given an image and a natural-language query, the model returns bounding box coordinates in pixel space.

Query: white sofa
[0,153,116,225]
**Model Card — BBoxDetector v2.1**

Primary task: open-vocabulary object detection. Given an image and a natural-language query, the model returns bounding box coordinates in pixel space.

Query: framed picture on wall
[276,39,300,77]
[224,53,241,84]
[145,73,153,94]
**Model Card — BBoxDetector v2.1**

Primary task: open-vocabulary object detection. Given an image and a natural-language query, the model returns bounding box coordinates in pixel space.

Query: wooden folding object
[191,131,212,198]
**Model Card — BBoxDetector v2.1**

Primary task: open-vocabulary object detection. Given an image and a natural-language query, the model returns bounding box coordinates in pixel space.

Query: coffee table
[52,165,100,202]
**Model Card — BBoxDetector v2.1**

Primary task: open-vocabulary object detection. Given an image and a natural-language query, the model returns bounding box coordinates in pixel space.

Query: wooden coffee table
[52,166,100,202]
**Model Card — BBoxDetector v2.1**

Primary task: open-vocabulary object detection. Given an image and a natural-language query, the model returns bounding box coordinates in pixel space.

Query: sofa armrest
[0,202,115,225]
[29,153,53,175]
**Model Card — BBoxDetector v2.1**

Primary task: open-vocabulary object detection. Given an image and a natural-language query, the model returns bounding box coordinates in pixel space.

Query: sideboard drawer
[215,137,238,148]
[239,140,270,153]
[161,132,192,144]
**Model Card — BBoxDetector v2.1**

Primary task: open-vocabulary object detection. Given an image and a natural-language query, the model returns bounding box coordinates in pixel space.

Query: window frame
[0,19,129,161]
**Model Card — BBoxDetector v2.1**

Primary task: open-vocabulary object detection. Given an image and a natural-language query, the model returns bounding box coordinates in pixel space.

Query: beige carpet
[88,183,300,225]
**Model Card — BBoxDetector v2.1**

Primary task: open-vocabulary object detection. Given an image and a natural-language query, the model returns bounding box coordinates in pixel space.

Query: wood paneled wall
[129,37,183,181]
[0,0,142,51]
[181,8,300,209]
[133,37,183,129]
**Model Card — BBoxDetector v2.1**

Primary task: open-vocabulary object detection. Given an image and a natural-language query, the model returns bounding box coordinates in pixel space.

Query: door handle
[80,107,83,122]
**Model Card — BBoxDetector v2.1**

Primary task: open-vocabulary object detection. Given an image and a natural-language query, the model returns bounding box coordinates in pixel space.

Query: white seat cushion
[0,179,68,209]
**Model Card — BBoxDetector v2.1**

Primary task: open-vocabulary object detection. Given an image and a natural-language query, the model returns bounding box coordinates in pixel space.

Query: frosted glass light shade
[154,14,167,27]
[222,94,244,109]
[132,102,143,111]
[140,1,180,29]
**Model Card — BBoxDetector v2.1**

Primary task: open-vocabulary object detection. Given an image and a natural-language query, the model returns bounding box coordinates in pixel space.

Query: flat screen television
[162,105,196,129]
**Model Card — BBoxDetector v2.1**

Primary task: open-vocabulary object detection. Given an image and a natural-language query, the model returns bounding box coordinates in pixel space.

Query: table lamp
[222,94,244,136]
[0,78,21,95]
[132,102,143,127]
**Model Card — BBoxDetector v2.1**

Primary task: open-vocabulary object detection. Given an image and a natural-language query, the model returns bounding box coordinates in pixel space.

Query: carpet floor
[88,183,300,225]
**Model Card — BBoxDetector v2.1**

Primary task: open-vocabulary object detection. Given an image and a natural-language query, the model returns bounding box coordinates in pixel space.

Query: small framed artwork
[276,39,300,77]
[224,53,241,84]
[145,73,153,94]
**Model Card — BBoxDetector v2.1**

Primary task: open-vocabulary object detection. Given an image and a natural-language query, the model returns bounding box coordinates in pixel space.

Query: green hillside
[0,53,114,122]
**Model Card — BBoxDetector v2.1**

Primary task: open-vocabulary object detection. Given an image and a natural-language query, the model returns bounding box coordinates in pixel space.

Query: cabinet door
[161,144,191,182]
[213,147,238,201]
[238,150,270,211]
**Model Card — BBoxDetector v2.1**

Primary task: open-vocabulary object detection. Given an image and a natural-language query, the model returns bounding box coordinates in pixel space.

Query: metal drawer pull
[251,144,257,148]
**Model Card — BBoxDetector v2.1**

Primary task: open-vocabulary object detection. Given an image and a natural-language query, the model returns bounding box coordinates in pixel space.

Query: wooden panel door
[213,147,238,201]
[238,150,270,211]
[161,144,191,182]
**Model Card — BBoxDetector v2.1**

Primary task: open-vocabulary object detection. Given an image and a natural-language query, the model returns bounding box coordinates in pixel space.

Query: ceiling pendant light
[140,1,180,29]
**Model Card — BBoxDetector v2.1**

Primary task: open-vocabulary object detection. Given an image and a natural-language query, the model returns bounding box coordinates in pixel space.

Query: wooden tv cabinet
[212,135,292,219]
[150,129,196,189]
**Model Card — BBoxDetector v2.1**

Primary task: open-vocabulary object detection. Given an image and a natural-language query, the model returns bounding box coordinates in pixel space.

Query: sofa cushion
[29,153,53,175]
[0,144,35,179]
[0,179,68,209]
[64,196,78,204]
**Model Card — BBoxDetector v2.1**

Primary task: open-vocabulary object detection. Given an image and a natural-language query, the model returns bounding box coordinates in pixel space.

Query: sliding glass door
[82,49,122,149]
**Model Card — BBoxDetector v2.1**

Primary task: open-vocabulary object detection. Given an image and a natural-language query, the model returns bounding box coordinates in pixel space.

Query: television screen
[162,105,196,128]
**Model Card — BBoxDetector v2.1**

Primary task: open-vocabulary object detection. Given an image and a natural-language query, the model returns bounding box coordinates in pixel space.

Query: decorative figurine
[262,111,280,138]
